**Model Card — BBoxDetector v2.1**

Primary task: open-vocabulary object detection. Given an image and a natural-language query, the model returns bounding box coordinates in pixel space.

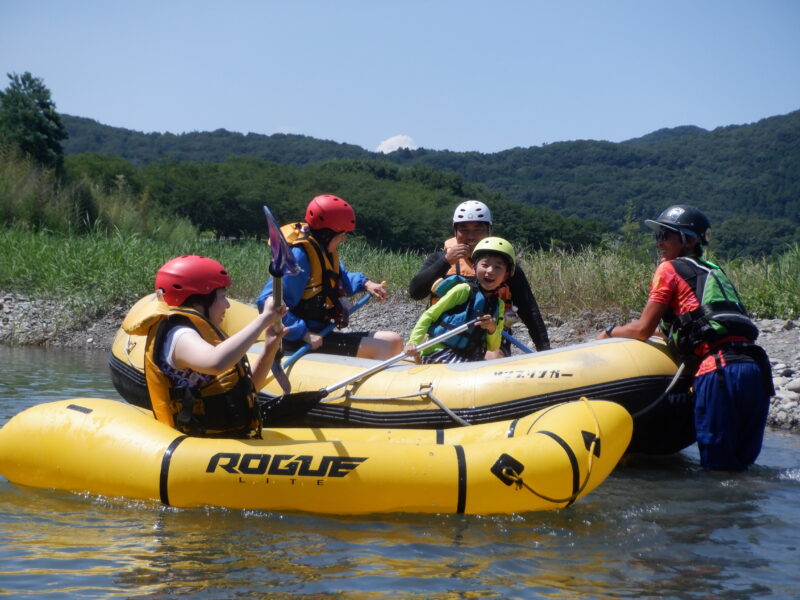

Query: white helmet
[452,200,492,225]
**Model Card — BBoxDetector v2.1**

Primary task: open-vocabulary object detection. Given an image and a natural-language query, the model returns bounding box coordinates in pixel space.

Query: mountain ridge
[61,110,800,242]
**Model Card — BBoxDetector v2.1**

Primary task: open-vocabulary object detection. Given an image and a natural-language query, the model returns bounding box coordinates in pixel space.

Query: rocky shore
[2,290,798,432]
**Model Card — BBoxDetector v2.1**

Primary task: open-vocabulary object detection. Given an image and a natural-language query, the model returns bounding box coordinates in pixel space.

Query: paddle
[263,204,301,394]
[272,316,482,407]
[281,291,373,370]
[502,330,534,354]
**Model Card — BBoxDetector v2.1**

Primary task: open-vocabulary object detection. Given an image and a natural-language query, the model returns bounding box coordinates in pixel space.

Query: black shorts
[282,331,370,358]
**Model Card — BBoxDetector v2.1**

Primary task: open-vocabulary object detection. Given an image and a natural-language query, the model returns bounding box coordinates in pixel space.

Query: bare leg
[357,331,404,359]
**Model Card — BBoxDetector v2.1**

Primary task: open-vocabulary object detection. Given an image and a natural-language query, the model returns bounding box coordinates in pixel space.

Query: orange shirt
[648,260,744,376]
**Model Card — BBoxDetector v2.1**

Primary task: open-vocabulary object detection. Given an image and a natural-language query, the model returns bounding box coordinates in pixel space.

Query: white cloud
[375,134,417,153]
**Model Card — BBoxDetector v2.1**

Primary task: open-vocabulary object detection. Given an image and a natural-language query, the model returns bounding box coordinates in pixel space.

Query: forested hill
[387,111,800,229]
[62,110,800,255]
[62,115,374,166]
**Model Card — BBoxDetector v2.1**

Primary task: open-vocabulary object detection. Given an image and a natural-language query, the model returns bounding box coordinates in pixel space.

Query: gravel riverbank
[2,290,798,432]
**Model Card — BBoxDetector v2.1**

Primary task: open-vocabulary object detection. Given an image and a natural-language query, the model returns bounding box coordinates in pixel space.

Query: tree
[0,72,67,171]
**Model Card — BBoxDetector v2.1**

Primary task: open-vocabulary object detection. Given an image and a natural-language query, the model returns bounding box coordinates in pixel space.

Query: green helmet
[472,237,516,276]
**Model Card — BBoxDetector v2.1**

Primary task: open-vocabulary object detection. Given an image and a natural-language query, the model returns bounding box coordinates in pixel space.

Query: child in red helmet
[146,255,286,436]
[257,194,403,360]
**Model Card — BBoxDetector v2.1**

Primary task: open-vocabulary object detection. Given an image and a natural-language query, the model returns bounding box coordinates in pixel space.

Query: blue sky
[1,0,798,153]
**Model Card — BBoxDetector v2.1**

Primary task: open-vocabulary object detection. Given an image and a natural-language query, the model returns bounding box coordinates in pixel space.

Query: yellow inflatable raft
[109,295,694,455]
[0,398,631,515]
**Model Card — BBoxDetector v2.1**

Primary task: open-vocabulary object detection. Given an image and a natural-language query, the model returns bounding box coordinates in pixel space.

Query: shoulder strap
[669,257,707,299]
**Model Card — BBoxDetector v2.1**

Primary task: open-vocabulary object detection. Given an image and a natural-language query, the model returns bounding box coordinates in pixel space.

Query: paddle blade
[263,205,301,277]
[258,390,328,422]
[270,361,292,394]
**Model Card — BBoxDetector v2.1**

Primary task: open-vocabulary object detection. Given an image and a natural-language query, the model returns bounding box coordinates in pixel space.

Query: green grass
[1,229,798,326]
[521,246,654,317]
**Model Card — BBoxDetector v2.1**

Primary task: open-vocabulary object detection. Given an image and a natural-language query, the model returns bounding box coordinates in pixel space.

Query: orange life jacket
[123,295,260,437]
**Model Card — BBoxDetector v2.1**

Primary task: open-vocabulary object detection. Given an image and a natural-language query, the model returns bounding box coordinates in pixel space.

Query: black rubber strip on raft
[159,435,188,505]
[108,355,152,410]
[537,430,579,506]
[293,375,676,429]
[455,445,467,514]
[506,418,520,438]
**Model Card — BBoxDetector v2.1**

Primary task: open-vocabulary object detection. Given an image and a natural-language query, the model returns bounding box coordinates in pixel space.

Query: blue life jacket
[429,277,499,353]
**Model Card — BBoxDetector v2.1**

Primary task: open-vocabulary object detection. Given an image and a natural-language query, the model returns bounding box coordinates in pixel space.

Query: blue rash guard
[256,246,367,343]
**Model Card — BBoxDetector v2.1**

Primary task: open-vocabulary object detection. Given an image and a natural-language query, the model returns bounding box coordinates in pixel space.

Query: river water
[1,346,798,599]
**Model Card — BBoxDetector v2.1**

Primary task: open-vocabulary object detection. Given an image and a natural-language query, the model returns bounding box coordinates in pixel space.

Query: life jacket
[660,257,759,358]
[428,277,500,355]
[122,294,260,438]
[437,237,513,309]
[277,222,344,325]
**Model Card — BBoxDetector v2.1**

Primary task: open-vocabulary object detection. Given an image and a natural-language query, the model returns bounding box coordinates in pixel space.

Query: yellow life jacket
[277,222,343,318]
[436,237,513,306]
[123,294,260,438]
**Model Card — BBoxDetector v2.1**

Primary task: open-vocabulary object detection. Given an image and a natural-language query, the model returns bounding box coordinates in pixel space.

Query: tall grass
[729,243,800,318]
[1,229,798,325]
[0,146,74,232]
[339,237,424,293]
[520,244,800,321]
[1,144,197,242]
[520,246,654,318]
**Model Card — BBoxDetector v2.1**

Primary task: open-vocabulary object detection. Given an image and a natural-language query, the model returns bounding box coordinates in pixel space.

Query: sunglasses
[654,230,672,242]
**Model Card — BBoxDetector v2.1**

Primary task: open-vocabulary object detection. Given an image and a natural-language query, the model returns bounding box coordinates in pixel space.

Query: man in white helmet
[409,200,550,355]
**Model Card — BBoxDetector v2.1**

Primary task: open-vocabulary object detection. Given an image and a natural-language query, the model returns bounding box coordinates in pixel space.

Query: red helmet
[305,194,356,232]
[155,255,232,306]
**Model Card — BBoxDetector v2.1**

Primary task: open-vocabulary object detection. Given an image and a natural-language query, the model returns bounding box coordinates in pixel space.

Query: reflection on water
[1,345,799,598]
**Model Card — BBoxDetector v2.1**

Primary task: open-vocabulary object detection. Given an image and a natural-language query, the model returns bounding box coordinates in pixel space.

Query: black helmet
[644,205,710,244]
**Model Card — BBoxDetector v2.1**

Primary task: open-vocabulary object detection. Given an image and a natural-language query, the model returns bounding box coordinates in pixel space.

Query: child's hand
[260,296,288,329]
[303,332,324,350]
[476,314,496,334]
[365,280,388,301]
[264,323,288,345]
[404,343,421,364]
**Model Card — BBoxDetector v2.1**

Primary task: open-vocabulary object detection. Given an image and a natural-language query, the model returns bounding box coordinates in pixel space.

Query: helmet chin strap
[678,235,700,256]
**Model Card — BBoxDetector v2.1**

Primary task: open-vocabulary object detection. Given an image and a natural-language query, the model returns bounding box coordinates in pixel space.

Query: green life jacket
[660,257,759,357]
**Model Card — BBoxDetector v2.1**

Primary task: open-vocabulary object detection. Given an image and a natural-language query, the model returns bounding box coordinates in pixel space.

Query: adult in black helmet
[598,205,773,471]
[645,204,712,246]
[408,200,550,355]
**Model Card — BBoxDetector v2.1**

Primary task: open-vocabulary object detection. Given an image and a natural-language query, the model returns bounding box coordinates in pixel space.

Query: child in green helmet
[404,237,515,364]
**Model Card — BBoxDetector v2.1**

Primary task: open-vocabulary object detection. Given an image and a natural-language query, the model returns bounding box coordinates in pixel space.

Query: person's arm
[264,247,311,343]
[340,262,368,295]
[601,262,675,341]
[249,320,287,390]
[173,297,284,374]
[507,266,551,351]
[484,310,505,351]
[407,284,471,344]
[408,251,450,300]
[340,263,388,301]
[599,301,666,341]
